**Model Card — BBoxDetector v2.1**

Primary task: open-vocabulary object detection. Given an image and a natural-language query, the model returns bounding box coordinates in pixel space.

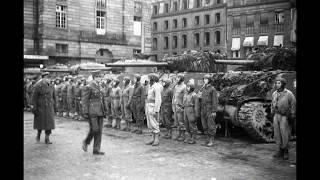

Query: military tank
[161,47,296,142]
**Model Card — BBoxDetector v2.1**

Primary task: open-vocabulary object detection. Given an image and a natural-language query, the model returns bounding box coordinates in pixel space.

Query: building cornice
[152,24,225,35]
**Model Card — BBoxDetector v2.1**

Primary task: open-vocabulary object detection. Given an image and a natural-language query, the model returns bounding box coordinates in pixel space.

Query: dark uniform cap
[275,77,287,85]
[148,73,159,80]
[187,81,195,89]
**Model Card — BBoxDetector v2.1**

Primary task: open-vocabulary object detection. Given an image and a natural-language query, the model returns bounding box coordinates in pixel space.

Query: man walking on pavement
[200,74,218,147]
[172,74,187,141]
[271,77,296,160]
[120,76,134,131]
[130,74,144,134]
[31,72,56,144]
[160,78,174,139]
[81,71,106,155]
[145,73,162,146]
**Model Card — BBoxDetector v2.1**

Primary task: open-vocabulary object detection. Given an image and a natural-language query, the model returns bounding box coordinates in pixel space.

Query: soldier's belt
[132,96,141,98]
[147,99,155,103]
[184,105,195,107]
[112,97,120,99]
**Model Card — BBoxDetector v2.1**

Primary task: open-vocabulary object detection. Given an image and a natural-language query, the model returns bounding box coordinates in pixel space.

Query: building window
[133,49,141,55]
[173,19,177,29]
[232,51,240,58]
[183,0,188,9]
[56,44,68,54]
[164,3,169,13]
[204,32,210,46]
[205,0,211,5]
[134,1,142,14]
[96,0,106,8]
[96,11,106,34]
[260,13,269,33]
[182,34,187,48]
[173,2,178,11]
[275,12,285,24]
[153,38,158,50]
[246,15,254,34]
[56,5,67,28]
[173,36,178,49]
[164,20,169,30]
[215,31,221,44]
[216,0,222,4]
[196,0,202,8]
[232,16,241,35]
[153,5,158,15]
[153,22,158,31]
[194,33,200,47]
[133,16,142,36]
[182,18,187,28]
[164,37,169,49]
[195,16,200,26]
[205,15,210,25]
[215,13,220,24]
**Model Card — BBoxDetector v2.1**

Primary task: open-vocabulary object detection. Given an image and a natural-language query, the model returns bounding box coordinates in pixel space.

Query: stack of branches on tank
[214,71,274,105]
[237,47,296,71]
[163,50,227,73]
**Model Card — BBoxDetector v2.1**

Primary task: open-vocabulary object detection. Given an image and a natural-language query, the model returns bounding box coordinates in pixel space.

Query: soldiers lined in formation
[24,71,295,159]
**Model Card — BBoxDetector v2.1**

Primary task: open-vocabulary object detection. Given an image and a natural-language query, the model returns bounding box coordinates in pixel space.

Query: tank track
[237,101,274,143]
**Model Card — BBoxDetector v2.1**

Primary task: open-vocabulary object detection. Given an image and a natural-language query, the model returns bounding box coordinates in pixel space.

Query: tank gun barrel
[214,59,256,65]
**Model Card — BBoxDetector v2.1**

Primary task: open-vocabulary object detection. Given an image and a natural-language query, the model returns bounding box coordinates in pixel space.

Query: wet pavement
[24,112,296,180]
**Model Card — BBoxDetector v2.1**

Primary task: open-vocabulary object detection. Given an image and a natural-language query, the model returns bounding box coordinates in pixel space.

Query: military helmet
[134,74,141,82]
[177,73,185,81]
[148,73,159,82]
[187,81,195,91]
[275,77,287,85]
[203,74,212,80]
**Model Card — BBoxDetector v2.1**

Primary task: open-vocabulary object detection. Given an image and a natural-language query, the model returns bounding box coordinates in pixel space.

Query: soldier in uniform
[200,74,218,147]
[145,73,162,146]
[172,74,187,141]
[130,74,144,134]
[183,81,199,144]
[160,78,174,139]
[73,79,82,120]
[111,79,122,129]
[271,77,296,160]
[54,78,62,116]
[31,72,56,144]
[79,78,87,121]
[67,77,75,118]
[81,71,105,155]
[102,78,113,128]
[61,76,69,117]
[25,78,33,111]
[120,76,134,131]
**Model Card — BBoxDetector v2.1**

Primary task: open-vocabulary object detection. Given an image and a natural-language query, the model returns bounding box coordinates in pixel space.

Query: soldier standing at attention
[183,81,199,144]
[54,78,62,116]
[172,74,187,141]
[67,77,75,119]
[31,72,56,144]
[160,78,174,139]
[200,74,218,147]
[271,77,296,160]
[103,78,113,128]
[73,79,82,120]
[145,73,162,146]
[81,71,105,155]
[120,76,134,131]
[111,79,122,129]
[130,74,144,134]
[61,77,69,117]
[79,78,87,121]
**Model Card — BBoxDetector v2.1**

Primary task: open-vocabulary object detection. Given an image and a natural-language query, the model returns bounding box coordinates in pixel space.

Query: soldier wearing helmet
[200,73,218,147]
[160,78,174,139]
[54,78,63,116]
[183,80,199,144]
[145,73,162,146]
[130,74,145,134]
[102,77,113,128]
[120,76,134,131]
[110,78,122,129]
[172,73,187,141]
[73,79,82,120]
[61,76,69,117]
[271,76,296,160]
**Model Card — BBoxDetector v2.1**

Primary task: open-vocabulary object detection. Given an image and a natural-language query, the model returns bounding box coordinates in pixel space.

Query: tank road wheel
[238,101,274,143]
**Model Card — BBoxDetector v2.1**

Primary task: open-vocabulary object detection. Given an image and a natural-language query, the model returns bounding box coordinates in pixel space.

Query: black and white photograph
[23,0,297,179]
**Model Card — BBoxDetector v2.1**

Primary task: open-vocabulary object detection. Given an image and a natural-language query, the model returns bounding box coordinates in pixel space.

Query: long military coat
[32,80,56,130]
[81,80,105,117]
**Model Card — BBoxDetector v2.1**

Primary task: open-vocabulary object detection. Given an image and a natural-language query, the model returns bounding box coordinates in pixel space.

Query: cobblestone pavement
[24,112,296,180]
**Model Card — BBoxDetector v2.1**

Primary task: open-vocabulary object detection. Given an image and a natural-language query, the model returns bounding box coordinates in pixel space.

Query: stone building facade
[226,0,296,58]
[24,0,154,66]
[151,0,227,61]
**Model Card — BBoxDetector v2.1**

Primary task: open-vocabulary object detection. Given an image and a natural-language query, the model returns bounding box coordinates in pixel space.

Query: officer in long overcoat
[31,72,56,144]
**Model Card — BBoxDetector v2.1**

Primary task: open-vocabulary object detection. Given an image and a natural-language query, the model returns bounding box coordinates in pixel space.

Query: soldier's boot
[135,125,143,134]
[172,129,182,140]
[177,131,186,142]
[152,133,160,146]
[112,119,117,128]
[183,132,190,143]
[188,133,196,144]
[163,129,172,139]
[146,133,155,145]
[36,132,41,142]
[126,122,132,132]
[283,148,289,160]
[273,148,284,158]
[206,135,214,147]
[45,134,52,144]
[105,118,112,128]
[116,119,121,130]
[120,120,127,131]
[201,135,210,146]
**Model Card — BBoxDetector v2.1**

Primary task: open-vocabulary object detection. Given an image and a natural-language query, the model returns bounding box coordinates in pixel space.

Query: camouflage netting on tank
[239,47,296,71]
[214,71,275,105]
[162,50,227,73]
